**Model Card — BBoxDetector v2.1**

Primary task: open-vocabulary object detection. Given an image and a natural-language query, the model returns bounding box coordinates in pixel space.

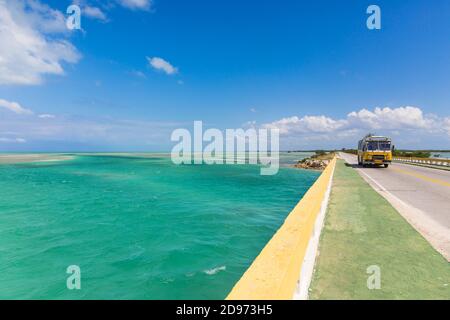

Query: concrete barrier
[226,157,337,300]
[393,156,450,167]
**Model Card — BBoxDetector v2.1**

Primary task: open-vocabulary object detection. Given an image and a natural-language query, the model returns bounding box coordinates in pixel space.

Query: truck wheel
[384,164,389,168]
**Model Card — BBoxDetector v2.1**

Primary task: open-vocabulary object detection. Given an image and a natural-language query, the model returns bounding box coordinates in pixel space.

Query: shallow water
[0,154,319,299]
[431,152,450,159]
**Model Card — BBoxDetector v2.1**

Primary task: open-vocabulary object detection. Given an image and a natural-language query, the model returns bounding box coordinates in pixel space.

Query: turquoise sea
[0,153,319,299]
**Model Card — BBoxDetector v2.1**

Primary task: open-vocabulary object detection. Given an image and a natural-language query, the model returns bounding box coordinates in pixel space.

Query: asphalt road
[339,152,450,260]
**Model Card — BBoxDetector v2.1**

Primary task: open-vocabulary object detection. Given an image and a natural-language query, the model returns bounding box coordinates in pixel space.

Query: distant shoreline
[0,154,74,164]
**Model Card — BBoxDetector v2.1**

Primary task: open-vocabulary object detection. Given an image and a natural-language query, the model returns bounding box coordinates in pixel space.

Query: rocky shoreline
[293,152,334,170]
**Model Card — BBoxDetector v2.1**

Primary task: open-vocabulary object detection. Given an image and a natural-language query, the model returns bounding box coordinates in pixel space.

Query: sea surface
[431,152,450,159]
[0,153,318,299]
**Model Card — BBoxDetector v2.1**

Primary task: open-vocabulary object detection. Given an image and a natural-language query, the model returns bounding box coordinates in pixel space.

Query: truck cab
[358,135,393,168]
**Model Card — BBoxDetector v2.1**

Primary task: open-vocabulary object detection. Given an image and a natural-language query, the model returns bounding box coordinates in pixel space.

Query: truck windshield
[379,142,391,151]
[366,141,391,151]
[367,141,378,151]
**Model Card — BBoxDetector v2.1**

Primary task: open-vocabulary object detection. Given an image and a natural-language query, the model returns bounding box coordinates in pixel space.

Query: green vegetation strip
[309,160,450,299]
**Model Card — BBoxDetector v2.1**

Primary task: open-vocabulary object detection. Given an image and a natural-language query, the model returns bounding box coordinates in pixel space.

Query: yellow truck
[358,134,393,168]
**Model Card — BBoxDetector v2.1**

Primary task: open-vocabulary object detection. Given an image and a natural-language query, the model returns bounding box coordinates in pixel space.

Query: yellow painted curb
[226,157,337,300]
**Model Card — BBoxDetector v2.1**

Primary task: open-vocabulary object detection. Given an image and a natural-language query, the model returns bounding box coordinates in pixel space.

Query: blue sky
[0,0,449,151]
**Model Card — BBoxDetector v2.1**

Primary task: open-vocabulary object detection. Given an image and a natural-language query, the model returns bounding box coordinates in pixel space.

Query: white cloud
[128,70,147,78]
[0,111,183,149]
[22,0,67,33]
[117,0,152,10]
[264,106,440,135]
[347,106,434,130]
[71,0,107,21]
[262,106,450,149]
[264,115,347,134]
[0,137,26,143]
[147,57,178,75]
[38,114,56,119]
[0,99,33,115]
[444,118,450,136]
[83,5,108,21]
[0,0,81,85]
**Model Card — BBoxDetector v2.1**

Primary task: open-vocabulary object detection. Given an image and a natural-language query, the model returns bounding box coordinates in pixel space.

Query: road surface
[339,152,450,261]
